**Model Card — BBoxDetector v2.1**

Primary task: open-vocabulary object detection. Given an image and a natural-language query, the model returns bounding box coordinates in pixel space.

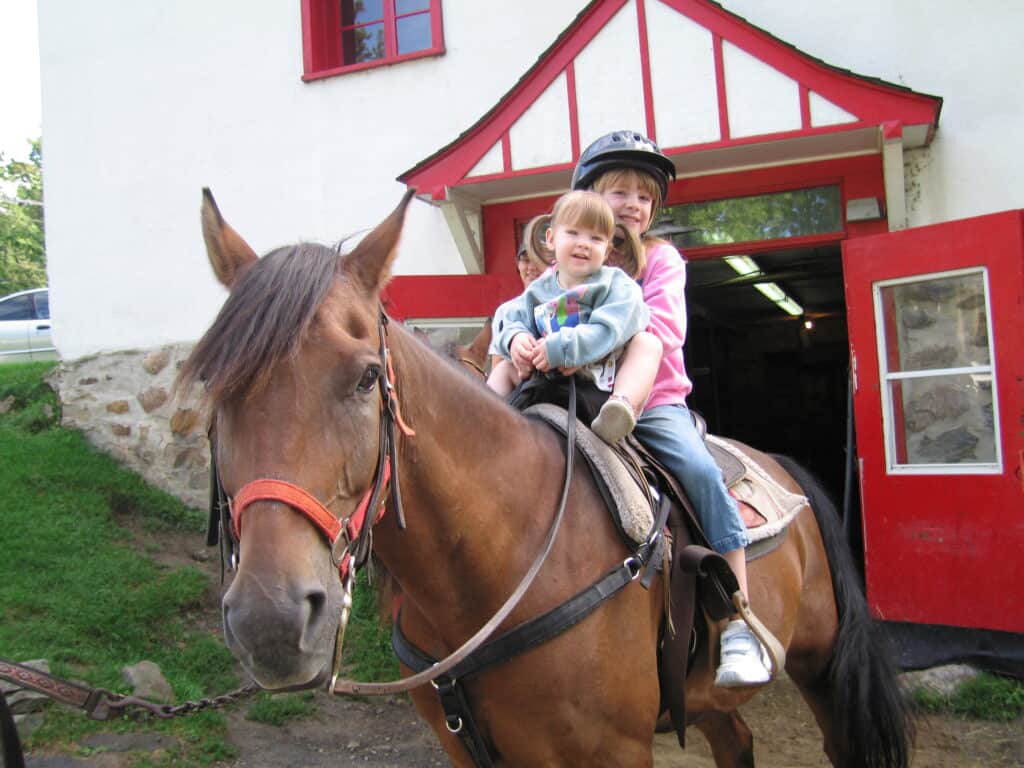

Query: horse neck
[373,325,556,641]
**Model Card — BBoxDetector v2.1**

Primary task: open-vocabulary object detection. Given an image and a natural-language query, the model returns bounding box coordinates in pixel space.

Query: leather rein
[219,312,578,696]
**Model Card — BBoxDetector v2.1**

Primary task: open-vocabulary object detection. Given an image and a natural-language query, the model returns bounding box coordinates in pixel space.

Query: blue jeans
[634,404,749,553]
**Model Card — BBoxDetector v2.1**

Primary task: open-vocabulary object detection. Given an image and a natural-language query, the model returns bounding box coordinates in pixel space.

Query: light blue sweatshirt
[492,266,650,391]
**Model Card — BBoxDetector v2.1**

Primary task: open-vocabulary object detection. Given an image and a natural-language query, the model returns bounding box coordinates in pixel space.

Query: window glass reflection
[889,374,997,465]
[397,13,431,55]
[879,272,990,372]
[341,0,383,25]
[662,186,842,248]
[342,22,385,64]
[396,0,430,13]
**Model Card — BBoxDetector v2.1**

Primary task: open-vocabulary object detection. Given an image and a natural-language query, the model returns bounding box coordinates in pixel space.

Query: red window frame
[301,0,445,81]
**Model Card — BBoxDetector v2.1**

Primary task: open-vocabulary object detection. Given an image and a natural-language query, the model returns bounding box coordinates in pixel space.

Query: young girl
[488,190,661,443]
[573,130,772,687]
[515,213,553,288]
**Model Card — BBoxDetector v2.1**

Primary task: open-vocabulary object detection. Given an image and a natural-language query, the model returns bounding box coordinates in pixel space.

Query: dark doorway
[683,245,850,500]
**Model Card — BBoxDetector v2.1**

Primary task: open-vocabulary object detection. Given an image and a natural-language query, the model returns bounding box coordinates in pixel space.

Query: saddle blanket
[705,435,809,545]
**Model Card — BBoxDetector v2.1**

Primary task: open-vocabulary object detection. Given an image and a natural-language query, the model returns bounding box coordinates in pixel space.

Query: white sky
[0,0,42,162]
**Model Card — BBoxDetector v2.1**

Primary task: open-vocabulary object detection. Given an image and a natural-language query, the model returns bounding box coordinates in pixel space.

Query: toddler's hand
[510,333,537,377]
[531,343,552,372]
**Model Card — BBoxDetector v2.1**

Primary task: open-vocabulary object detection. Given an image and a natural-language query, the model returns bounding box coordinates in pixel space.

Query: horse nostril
[306,587,327,617]
[299,587,330,652]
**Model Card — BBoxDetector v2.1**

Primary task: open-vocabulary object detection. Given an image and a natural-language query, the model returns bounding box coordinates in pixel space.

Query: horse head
[180,188,415,690]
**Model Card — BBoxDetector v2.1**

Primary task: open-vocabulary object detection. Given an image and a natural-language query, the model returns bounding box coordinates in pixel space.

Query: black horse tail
[771,455,914,768]
[0,689,26,768]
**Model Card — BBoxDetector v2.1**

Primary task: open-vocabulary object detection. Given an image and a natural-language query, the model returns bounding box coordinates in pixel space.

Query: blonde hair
[549,190,615,239]
[520,214,554,273]
[610,223,646,279]
[592,168,664,236]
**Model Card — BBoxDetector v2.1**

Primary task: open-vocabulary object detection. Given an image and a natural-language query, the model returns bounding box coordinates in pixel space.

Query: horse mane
[178,242,343,409]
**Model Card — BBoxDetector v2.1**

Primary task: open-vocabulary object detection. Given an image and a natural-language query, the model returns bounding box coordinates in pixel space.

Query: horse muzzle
[222,560,338,690]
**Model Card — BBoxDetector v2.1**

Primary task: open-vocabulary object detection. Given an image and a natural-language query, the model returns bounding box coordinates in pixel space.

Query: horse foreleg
[695,710,755,768]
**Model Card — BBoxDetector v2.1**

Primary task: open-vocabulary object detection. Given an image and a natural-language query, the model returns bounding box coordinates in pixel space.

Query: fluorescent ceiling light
[753,282,786,302]
[723,255,760,276]
[776,297,804,316]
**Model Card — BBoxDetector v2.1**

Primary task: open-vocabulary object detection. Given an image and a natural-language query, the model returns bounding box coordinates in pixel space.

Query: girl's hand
[531,343,552,372]
[510,333,537,376]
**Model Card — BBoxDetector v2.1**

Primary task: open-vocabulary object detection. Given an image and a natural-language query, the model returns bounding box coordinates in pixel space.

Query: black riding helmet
[571,130,676,200]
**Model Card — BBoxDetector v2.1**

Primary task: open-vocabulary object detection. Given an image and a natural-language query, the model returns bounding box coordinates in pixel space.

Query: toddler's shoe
[714,619,772,688]
[591,395,636,444]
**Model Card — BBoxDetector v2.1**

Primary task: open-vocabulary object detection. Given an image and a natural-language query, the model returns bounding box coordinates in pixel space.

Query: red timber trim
[382,275,525,321]
[400,0,940,197]
[300,0,316,75]
[657,0,941,127]
[501,133,512,173]
[635,0,657,141]
[566,62,581,159]
[880,288,908,465]
[713,33,730,140]
[800,84,812,130]
[399,0,629,191]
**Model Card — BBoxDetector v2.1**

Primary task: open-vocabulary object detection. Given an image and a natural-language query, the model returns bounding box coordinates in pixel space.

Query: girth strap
[432,677,495,768]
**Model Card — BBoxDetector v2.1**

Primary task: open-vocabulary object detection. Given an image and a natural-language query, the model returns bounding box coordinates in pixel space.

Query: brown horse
[179,190,911,767]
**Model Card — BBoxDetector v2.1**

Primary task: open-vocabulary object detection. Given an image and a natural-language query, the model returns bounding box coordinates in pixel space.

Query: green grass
[914,673,1024,722]
[341,568,399,682]
[0,362,233,764]
[245,691,316,726]
[0,361,400,765]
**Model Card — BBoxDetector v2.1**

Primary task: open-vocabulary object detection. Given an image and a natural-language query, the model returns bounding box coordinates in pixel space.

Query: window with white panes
[873,267,1001,473]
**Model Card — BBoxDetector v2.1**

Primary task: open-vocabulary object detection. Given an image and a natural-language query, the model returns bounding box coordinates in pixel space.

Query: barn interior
[683,245,851,503]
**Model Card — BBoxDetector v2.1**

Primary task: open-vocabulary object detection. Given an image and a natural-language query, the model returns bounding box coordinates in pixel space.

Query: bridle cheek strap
[231,462,392,580]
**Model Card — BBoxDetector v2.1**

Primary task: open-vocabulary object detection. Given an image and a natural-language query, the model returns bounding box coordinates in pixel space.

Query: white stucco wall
[717,0,1024,228]
[38,0,583,359]
[39,1,1024,359]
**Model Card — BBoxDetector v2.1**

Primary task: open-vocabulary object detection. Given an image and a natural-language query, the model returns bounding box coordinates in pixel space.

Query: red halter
[230,460,392,581]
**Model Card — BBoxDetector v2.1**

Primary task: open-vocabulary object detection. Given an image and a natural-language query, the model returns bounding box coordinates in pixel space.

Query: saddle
[519,377,800,746]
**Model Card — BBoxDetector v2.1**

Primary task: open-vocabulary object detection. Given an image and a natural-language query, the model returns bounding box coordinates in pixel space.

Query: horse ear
[201,188,258,288]
[345,188,416,296]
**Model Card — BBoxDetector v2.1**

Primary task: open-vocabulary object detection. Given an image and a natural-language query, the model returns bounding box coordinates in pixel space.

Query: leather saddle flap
[525,404,654,546]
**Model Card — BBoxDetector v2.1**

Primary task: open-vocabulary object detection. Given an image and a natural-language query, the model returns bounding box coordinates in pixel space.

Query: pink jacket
[638,242,693,410]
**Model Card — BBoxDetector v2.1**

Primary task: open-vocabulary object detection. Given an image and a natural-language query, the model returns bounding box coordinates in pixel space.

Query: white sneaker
[591,396,636,444]
[714,619,772,688]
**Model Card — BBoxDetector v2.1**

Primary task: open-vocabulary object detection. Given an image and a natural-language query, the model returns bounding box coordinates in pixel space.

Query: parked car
[0,288,58,363]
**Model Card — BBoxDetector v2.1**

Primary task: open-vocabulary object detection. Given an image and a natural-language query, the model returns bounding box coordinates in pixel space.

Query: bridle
[455,354,487,379]
[214,311,413,689]
[212,311,579,696]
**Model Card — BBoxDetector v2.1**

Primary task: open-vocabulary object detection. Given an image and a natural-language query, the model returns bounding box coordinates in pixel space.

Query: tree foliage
[0,138,46,295]
[664,185,842,249]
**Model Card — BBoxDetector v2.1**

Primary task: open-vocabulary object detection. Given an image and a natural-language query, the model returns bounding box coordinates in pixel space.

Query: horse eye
[356,365,381,393]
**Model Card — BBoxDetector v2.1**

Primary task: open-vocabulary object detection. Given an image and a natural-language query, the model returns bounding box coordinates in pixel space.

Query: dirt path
[26,526,1021,767]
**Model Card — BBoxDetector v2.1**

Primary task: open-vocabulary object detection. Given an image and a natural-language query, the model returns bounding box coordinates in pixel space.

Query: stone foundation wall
[51,344,209,510]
